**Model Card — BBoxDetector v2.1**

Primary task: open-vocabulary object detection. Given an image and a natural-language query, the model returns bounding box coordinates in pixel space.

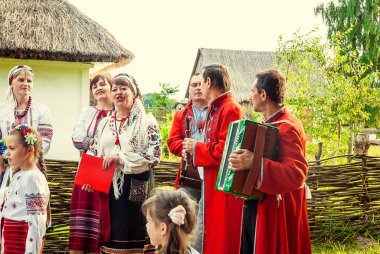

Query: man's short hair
[255,69,286,104]
[201,64,231,92]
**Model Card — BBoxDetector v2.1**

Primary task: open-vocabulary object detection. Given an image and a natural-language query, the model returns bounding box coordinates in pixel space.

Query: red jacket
[194,93,244,254]
[167,101,197,187]
[254,108,311,254]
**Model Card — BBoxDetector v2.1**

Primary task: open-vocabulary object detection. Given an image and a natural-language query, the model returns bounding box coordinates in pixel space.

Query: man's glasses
[189,82,201,88]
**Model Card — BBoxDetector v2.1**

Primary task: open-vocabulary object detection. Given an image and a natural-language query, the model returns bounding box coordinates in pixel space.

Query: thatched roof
[0,0,134,63]
[187,48,275,102]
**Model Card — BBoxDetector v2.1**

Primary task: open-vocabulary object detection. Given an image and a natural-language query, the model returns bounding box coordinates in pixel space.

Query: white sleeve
[91,117,108,157]
[24,174,49,254]
[72,107,92,151]
[37,106,53,155]
[118,122,162,174]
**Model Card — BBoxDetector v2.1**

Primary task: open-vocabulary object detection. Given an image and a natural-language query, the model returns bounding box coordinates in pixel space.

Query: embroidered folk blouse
[95,115,162,175]
[0,102,53,155]
[72,106,112,152]
[2,169,50,253]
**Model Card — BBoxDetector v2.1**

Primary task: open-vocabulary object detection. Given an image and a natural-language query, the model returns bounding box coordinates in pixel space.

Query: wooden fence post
[315,142,323,166]
[361,156,369,222]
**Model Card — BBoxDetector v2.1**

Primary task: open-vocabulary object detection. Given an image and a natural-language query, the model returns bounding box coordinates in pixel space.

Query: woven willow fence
[307,155,380,242]
[44,156,380,253]
[45,160,178,253]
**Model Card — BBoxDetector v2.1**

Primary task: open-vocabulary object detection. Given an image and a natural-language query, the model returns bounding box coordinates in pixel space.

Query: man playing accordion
[229,69,312,254]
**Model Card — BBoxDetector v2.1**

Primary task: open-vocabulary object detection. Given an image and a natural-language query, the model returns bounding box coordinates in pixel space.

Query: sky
[68,0,329,99]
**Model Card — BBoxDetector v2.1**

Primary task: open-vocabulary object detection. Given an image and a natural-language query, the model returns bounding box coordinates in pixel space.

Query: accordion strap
[242,125,267,196]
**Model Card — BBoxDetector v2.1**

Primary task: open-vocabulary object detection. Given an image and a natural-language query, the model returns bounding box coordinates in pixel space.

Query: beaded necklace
[14,97,32,120]
[109,111,128,145]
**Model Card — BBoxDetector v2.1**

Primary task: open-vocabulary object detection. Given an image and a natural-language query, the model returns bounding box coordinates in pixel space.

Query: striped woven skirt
[69,184,110,253]
[2,219,29,253]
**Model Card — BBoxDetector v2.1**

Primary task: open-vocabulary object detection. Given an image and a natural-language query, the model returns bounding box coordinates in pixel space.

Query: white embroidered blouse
[0,102,53,155]
[91,100,162,199]
[1,169,50,253]
[72,106,112,152]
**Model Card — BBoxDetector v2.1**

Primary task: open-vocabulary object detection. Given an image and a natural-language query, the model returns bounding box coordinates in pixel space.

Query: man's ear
[160,222,168,237]
[261,90,267,101]
[206,77,212,89]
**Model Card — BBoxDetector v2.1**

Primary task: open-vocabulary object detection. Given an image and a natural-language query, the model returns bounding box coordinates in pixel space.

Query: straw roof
[0,0,134,63]
[187,48,275,102]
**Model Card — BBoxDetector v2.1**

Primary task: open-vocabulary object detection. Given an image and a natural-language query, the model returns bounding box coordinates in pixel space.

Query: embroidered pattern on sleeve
[26,193,49,215]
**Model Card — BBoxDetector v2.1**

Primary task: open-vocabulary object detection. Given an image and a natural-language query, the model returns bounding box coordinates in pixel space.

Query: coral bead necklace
[14,96,32,119]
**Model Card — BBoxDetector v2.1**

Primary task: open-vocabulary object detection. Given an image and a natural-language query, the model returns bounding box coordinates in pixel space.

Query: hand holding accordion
[216,120,279,200]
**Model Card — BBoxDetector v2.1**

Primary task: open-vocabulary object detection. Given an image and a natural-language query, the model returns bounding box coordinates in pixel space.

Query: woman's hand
[82,184,94,192]
[103,154,119,169]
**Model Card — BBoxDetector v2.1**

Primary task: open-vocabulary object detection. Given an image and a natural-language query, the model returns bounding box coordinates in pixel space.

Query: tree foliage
[143,83,179,110]
[143,83,179,124]
[275,29,380,158]
[150,83,179,110]
[315,0,380,72]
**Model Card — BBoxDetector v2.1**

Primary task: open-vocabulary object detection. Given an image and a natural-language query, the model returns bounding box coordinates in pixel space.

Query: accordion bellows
[216,120,279,199]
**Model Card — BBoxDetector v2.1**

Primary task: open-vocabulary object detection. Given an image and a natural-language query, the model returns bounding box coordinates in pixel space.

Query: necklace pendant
[115,138,119,145]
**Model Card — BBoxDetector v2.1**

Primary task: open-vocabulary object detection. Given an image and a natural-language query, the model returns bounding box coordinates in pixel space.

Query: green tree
[275,29,380,158]
[143,83,179,123]
[315,0,380,72]
[143,83,179,111]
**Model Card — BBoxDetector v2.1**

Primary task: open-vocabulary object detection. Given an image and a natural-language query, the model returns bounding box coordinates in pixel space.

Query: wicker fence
[45,160,178,253]
[44,156,380,252]
[307,155,380,242]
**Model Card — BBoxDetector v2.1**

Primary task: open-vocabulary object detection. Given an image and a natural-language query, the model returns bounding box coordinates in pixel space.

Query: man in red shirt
[183,64,244,254]
[229,69,311,254]
[167,73,207,251]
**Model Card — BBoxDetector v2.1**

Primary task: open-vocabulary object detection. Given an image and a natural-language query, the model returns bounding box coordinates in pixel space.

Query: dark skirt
[100,171,150,254]
[69,184,110,253]
[3,219,29,254]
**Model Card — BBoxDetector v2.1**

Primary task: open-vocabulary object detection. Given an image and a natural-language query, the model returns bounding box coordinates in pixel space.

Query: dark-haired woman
[69,73,113,254]
[86,73,162,253]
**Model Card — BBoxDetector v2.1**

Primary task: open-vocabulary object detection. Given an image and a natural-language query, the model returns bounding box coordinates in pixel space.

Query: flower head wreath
[15,124,37,146]
[0,139,8,165]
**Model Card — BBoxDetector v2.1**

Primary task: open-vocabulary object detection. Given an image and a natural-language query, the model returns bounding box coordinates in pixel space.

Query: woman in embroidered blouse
[69,73,113,254]
[72,73,113,154]
[85,73,162,253]
[1,124,49,254]
[0,65,53,155]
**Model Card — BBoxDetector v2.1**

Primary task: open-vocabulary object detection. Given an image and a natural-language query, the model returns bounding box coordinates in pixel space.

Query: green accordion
[216,119,279,200]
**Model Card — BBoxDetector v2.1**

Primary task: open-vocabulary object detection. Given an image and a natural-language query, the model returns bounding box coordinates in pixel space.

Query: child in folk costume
[0,140,10,206]
[142,190,199,254]
[1,124,50,254]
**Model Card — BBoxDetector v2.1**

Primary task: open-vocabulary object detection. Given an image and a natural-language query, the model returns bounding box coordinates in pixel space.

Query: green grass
[313,242,380,254]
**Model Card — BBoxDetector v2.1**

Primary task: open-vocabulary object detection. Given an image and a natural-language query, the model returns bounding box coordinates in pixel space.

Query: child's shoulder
[20,169,47,184]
